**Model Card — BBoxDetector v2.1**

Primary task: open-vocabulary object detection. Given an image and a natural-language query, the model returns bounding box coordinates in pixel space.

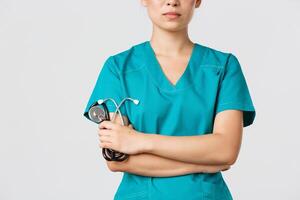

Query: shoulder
[107,41,148,74]
[196,43,239,69]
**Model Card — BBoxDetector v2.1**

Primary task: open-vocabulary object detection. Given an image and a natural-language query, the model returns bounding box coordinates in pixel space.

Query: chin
[158,22,186,32]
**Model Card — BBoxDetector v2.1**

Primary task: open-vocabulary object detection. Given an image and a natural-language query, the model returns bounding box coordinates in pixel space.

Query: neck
[149,25,194,57]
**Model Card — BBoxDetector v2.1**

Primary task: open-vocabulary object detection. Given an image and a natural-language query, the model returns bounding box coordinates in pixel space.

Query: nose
[166,0,179,7]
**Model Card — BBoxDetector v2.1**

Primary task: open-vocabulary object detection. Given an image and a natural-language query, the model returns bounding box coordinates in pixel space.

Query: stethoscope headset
[87,97,139,162]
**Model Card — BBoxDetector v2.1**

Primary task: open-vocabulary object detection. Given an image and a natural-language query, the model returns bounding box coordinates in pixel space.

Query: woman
[83,0,256,199]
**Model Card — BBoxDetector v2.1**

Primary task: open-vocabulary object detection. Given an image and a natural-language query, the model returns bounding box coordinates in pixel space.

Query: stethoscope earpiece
[88,97,139,162]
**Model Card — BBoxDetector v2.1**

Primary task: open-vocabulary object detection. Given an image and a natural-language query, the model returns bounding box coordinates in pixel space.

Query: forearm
[104,113,232,174]
[141,133,235,166]
[107,153,230,177]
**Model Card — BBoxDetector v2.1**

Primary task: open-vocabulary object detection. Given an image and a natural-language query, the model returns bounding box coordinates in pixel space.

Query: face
[141,0,201,32]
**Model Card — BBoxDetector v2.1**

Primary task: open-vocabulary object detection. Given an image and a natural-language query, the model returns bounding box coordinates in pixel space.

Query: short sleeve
[83,56,127,122]
[215,53,256,127]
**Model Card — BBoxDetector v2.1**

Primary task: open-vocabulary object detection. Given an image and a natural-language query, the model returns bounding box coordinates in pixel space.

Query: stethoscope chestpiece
[88,101,129,162]
[88,102,110,124]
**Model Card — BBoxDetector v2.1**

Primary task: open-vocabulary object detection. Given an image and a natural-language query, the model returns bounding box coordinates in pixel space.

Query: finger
[98,120,114,130]
[99,141,112,149]
[98,129,111,136]
[99,135,111,143]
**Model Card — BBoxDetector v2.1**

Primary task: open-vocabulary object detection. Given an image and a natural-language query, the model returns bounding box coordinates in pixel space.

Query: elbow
[217,137,240,165]
[207,154,236,166]
[106,161,120,172]
[106,160,128,172]
[213,147,238,165]
[222,150,239,165]
[224,155,237,166]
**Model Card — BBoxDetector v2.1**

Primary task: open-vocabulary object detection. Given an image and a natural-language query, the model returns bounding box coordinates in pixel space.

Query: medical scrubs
[83,40,256,200]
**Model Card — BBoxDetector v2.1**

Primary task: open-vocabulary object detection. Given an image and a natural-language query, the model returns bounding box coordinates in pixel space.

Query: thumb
[128,124,133,129]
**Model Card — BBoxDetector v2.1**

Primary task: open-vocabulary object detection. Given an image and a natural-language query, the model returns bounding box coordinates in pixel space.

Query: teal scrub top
[83,41,256,200]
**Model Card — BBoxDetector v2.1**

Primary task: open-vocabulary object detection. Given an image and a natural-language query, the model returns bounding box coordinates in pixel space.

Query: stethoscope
[88,97,139,162]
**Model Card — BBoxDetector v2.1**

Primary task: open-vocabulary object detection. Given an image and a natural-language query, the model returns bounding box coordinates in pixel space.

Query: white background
[1,0,299,199]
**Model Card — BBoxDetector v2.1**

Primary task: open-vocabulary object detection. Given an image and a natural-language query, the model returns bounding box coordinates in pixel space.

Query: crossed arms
[103,110,243,177]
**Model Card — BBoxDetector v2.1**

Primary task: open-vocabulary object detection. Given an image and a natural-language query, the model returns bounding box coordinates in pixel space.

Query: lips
[163,12,181,20]
[163,12,181,16]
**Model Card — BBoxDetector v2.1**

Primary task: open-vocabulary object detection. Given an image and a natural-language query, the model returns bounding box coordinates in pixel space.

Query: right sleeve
[83,56,127,122]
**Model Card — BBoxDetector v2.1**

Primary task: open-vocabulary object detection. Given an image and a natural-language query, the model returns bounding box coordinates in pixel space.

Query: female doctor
[83,0,256,199]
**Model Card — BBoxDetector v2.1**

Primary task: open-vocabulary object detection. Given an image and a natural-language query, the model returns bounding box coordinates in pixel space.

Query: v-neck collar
[143,40,202,92]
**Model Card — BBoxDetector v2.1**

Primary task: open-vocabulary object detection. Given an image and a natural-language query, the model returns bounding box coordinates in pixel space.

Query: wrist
[137,132,154,153]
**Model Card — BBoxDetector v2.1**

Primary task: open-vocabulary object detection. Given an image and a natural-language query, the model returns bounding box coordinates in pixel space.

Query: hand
[98,121,145,155]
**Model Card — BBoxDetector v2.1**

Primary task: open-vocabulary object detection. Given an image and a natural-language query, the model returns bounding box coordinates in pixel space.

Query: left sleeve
[83,56,127,123]
[215,53,256,127]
